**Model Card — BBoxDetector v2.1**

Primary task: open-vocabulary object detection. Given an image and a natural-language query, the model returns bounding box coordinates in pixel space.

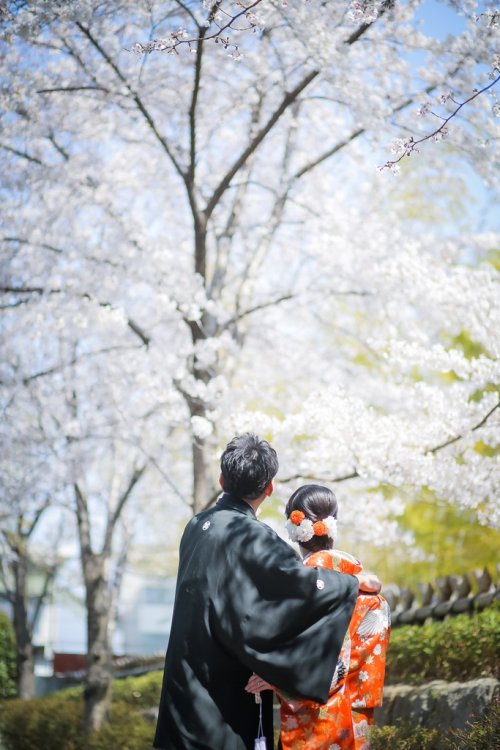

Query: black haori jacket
[153,493,358,750]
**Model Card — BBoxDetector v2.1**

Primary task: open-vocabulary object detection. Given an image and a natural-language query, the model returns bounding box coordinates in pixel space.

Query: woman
[246,484,390,750]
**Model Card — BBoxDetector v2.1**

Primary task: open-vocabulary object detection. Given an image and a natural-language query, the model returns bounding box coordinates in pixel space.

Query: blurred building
[2,568,176,695]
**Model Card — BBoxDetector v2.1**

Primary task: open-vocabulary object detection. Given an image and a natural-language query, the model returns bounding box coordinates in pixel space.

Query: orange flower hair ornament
[285,513,337,543]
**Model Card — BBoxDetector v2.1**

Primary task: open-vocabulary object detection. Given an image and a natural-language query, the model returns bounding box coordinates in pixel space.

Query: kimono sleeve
[210,518,358,704]
[348,595,391,709]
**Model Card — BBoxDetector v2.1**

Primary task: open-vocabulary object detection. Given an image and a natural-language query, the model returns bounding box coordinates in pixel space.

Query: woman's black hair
[285,484,338,553]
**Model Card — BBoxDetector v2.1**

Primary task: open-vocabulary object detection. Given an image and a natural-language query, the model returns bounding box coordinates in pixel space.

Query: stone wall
[375,677,499,730]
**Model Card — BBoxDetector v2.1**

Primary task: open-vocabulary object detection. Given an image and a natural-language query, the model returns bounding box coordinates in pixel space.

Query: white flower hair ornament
[286,510,337,544]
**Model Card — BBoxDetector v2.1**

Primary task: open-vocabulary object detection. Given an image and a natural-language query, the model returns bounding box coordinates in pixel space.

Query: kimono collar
[216,492,257,518]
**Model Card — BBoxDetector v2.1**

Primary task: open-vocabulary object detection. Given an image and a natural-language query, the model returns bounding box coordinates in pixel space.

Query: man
[154,433,376,750]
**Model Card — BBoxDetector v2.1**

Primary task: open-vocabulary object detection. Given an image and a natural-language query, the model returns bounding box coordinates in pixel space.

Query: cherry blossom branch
[205,2,395,209]
[129,0,265,57]
[381,70,500,172]
[76,22,187,184]
[205,69,319,218]
[220,288,368,332]
[280,400,499,486]
[279,471,359,485]
[428,400,500,455]
[0,284,151,346]
[10,345,143,386]
[220,293,296,330]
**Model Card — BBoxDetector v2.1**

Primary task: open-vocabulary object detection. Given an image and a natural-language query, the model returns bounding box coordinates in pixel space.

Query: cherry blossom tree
[1,0,499,730]
[228,194,499,536]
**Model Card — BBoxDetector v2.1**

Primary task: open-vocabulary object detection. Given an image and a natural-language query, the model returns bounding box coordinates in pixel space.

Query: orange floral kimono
[279,550,390,750]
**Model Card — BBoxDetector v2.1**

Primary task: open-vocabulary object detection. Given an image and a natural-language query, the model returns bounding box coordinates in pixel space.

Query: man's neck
[243,494,266,514]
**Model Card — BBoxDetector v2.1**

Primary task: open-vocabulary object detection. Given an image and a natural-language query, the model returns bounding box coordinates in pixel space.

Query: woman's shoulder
[330,549,363,575]
[304,550,335,569]
[303,548,363,573]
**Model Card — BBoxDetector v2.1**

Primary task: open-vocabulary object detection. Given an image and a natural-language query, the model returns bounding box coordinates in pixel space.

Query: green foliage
[378,157,473,230]
[369,723,442,750]
[0,612,16,699]
[360,488,500,590]
[88,702,154,750]
[111,670,162,707]
[449,330,485,360]
[386,606,500,685]
[369,699,500,750]
[485,247,500,271]
[0,694,84,750]
[448,697,500,750]
[0,673,161,750]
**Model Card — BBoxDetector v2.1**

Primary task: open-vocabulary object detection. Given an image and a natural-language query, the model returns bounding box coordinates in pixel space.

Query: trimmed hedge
[0,612,16,700]
[386,604,500,685]
[0,693,84,750]
[0,675,161,750]
[111,670,163,707]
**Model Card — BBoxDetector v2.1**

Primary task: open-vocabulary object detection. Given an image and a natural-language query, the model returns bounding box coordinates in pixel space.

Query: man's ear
[219,473,225,490]
[264,481,273,497]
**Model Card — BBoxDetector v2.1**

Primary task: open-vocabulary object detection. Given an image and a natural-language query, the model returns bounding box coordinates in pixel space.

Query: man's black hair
[220,433,279,500]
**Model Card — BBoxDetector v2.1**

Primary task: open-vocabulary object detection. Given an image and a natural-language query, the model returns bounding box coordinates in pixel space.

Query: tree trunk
[83,561,113,734]
[192,430,210,515]
[187,393,211,515]
[12,557,36,699]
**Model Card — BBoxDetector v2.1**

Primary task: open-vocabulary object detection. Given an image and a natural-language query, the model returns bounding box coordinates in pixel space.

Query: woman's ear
[219,474,225,490]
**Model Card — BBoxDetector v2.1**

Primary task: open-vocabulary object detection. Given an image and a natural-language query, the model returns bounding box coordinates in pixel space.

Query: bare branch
[1,285,46,294]
[2,237,64,254]
[126,319,151,347]
[0,143,44,165]
[102,465,147,554]
[24,499,51,539]
[37,85,109,94]
[29,563,56,631]
[198,487,222,513]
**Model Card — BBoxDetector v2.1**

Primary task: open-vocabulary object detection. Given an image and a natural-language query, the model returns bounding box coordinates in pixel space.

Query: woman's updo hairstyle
[285,484,338,553]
